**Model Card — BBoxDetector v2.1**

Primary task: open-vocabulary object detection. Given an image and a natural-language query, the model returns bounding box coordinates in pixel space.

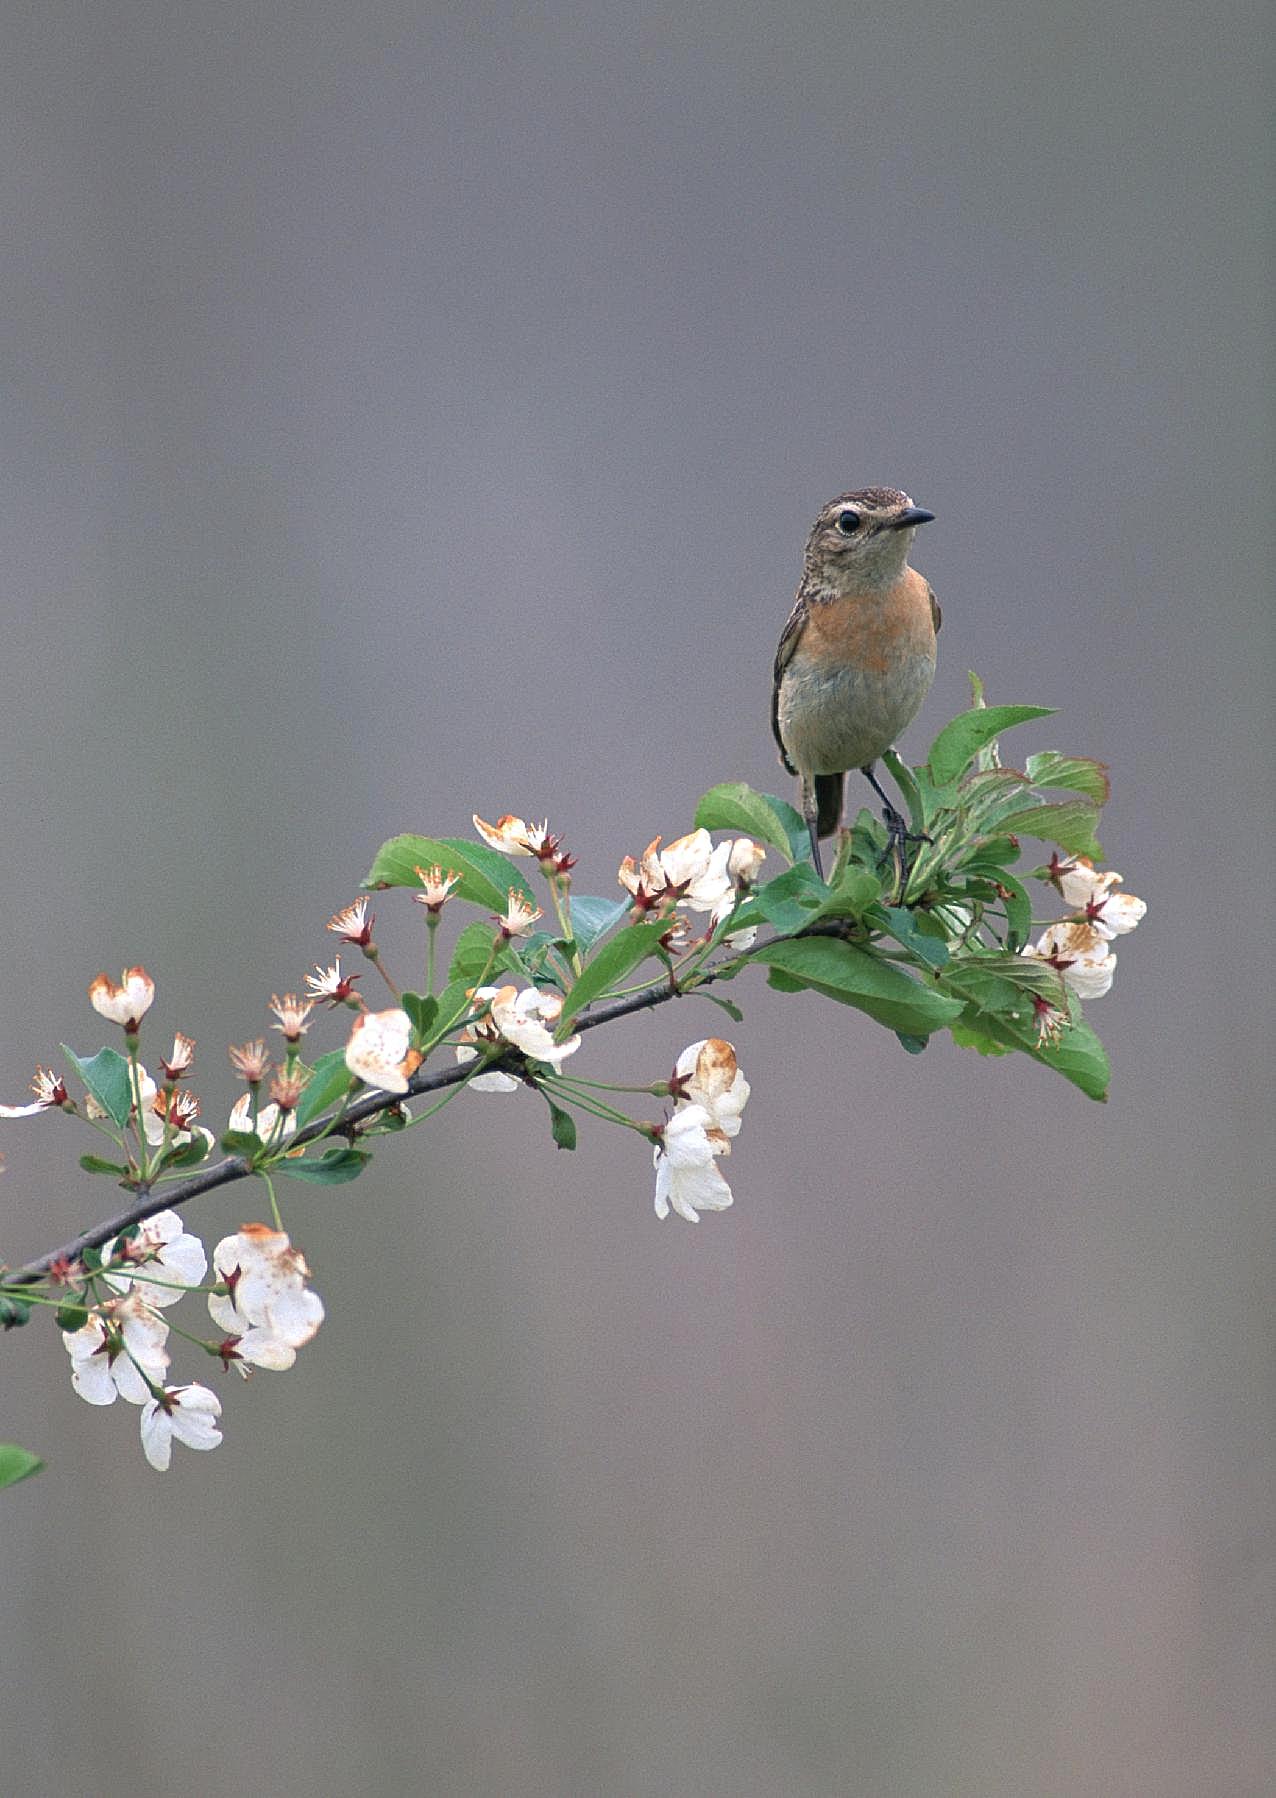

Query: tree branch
[2,945,762,1288]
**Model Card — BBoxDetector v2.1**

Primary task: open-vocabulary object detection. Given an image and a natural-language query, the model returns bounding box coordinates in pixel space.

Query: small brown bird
[772,487,939,879]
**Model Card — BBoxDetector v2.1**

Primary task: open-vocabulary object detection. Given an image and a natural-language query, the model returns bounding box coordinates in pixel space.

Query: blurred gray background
[1,1,1271,1794]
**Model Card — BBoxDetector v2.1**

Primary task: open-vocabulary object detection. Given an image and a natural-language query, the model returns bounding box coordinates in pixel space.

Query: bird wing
[929,584,942,634]
[771,596,808,775]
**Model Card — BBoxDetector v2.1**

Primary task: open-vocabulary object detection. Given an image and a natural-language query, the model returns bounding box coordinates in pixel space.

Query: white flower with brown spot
[1023,919,1116,999]
[345,1007,422,1095]
[472,813,551,856]
[208,1224,325,1370]
[672,1038,750,1142]
[88,967,155,1030]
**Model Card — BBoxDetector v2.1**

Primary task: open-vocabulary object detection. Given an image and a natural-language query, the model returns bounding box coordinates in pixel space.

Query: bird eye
[835,509,861,536]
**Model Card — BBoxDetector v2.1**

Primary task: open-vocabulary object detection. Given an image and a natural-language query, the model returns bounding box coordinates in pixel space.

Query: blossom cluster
[1023,855,1147,1000]
[60,1210,322,1471]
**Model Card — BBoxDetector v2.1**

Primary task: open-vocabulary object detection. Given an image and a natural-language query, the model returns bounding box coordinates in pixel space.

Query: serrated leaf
[694,783,808,863]
[940,952,1067,1011]
[294,1049,356,1129]
[748,938,965,1035]
[78,1153,129,1177]
[544,1096,577,1150]
[1024,752,1111,805]
[61,1045,133,1129]
[0,1445,43,1489]
[362,834,535,913]
[274,1148,372,1184]
[558,921,670,1026]
[998,800,1102,859]
[926,705,1055,787]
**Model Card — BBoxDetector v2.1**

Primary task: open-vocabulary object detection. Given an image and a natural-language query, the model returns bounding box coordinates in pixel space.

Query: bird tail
[814,772,843,839]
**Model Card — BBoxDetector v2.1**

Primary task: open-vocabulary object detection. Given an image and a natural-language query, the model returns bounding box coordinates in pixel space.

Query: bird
[771,486,939,881]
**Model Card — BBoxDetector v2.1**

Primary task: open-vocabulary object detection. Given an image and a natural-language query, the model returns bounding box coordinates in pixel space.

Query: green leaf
[1024,751,1111,805]
[294,1049,356,1129]
[1030,1013,1110,1100]
[448,919,502,984]
[0,1445,43,1490]
[56,1300,88,1332]
[880,749,927,837]
[998,800,1102,860]
[926,705,1055,787]
[879,906,951,968]
[161,1133,212,1170]
[363,834,535,913]
[418,980,478,1050]
[749,938,966,1036]
[952,767,1035,836]
[694,783,809,864]
[0,1291,34,1330]
[895,1032,929,1055]
[565,895,631,954]
[400,991,437,1042]
[544,1096,577,1150]
[752,863,828,933]
[78,1153,129,1177]
[694,992,745,1023]
[558,920,670,1025]
[815,865,883,921]
[61,1045,133,1128]
[950,1016,1013,1058]
[220,1129,263,1157]
[274,1148,372,1185]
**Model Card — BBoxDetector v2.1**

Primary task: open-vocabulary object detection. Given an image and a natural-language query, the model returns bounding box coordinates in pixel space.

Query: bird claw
[875,805,931,895]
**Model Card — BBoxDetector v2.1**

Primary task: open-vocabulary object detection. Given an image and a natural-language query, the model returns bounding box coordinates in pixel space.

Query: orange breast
[798,567,935,675]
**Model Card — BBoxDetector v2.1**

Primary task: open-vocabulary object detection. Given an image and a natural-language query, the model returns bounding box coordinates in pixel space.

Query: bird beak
[891,507,935,529]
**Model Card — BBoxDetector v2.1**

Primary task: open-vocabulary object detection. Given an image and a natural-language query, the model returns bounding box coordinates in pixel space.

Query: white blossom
[673,1039,749,1142]
[140,1383,223,1470]
[653,1105,734,1223]
[87,967,155,1029]
[101,1209,207,1308]
[209,1225,324,1368]
[62,1293,170,1406]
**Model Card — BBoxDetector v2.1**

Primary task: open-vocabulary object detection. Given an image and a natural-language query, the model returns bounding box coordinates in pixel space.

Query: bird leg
[861,762,930,890]
[801,776,825,881]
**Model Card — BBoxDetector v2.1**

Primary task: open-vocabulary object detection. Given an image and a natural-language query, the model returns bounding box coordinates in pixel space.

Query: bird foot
[876,805,932,894]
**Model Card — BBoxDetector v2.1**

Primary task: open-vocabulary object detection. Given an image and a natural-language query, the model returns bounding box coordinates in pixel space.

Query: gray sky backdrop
[1,2,1272,1794]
